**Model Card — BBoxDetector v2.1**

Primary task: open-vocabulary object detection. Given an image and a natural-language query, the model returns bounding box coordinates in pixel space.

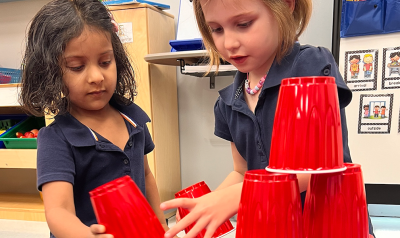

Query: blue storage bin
[0,115,28,149]
[384,0,400,33]
[0,67,22,84]
[341,0,384,38]
[169,39,204,52]
[341,0,400,38]
[101,0,170,10]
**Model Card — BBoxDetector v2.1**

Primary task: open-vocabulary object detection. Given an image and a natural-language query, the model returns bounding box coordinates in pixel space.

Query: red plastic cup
[303,163,369,238]
[89,176,165,238]
[266,76,346,174]
[236,169,303,238]
[175,181,235,238]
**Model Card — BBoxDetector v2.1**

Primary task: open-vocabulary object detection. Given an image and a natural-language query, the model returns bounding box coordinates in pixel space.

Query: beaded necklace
[244,72,268,95]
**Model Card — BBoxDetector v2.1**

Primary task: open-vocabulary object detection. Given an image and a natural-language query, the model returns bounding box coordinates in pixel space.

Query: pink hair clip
[109,13,119,33]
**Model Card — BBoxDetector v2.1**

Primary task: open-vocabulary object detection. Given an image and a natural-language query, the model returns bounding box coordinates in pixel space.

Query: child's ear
[284,0,295,13]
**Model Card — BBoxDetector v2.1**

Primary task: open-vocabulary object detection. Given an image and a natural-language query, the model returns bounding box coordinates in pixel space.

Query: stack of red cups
[236,77,369,238]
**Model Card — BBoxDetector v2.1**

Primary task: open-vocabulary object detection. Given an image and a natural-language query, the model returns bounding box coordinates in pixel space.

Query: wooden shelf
[0,0,26,3]
[0,193,45,221]
[144,50,208,66]
[145,50,237,89]
[0,83,20,88]
[0,149,37,169]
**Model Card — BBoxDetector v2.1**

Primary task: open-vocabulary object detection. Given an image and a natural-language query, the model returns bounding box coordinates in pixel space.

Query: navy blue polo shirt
[37,96,154,231]
[214,43,374,236]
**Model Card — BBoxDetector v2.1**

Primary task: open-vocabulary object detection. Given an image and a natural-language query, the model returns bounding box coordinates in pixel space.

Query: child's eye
[68,65,84,71]
[238,21,252,28]
[210,27,223,33]
[100,61,111,66]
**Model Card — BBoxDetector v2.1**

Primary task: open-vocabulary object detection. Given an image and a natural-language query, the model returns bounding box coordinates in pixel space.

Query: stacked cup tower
[236,77,369,238]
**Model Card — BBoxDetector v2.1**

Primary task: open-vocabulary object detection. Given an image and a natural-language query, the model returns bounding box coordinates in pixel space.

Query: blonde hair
[364,54,373,59]
[193,0,312,71]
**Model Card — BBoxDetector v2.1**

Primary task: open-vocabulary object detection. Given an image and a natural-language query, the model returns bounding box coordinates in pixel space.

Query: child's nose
[224,30,240,51]
[87,65,104,84]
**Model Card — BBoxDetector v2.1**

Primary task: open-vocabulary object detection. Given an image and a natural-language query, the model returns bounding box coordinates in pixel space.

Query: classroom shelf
[0,149,37,169]
[145,50,237,88]
[0,193,45,221]
[144,50,208,66]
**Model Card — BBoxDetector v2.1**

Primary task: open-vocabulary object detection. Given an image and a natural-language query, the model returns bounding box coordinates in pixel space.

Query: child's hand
[161,223,180,238]
[176,210,181,223]
[89,224,113,238]
[160,187,240,238]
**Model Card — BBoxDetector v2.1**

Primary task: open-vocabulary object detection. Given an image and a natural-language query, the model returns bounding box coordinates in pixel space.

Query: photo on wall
[344,49,378,91]
[358,94,393,134]
[382,46,400,89]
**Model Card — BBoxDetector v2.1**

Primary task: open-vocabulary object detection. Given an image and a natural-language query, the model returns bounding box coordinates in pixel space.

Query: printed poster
[117,22,133,44]
[358,94,393,134]
[344,49,378,91]
[382,47,400,89]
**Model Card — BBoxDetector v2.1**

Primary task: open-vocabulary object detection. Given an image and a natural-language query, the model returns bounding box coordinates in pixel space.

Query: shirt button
[323,68,330,75]
[128,141,133,147]
[257,142,262,149]
[100,144,105,148]
[124,159,129,165]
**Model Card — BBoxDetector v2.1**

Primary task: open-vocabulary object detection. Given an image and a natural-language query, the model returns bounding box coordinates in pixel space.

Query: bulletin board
[339,32,400,186]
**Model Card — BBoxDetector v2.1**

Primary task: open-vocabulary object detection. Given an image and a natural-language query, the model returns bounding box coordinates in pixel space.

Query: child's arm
[42,181,112,238]
[144,155,179,238]
[161,142,247,238]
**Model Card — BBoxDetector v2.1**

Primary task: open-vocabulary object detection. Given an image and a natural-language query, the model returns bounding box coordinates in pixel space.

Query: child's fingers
[164,212,198,238]
[90,225,114,238]
[202,222,219,238]
[176,210,181,222]
[90,224,106,234]
[160,198,194,210]
[183,217,212,238]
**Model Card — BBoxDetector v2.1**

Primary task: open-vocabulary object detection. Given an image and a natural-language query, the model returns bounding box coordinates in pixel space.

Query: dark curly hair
[389,52,400,58]
[20,0,136,117]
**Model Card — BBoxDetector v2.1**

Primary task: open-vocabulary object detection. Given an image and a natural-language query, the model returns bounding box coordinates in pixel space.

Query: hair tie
[109,13,119,33]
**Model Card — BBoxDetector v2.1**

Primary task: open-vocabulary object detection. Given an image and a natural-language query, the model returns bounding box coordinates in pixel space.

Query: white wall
[299,0,334,50]
[0,0,50,68]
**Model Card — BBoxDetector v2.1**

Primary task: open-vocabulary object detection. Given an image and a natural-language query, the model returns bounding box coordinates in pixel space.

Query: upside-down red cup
[175,181,235,238]
[266,76,346,174]
[89,176,164,238]
[303,163,369,238]
[236,169,303,238]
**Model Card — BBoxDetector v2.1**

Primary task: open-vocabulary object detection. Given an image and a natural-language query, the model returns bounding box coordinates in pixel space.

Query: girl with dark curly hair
[19,0,172,237]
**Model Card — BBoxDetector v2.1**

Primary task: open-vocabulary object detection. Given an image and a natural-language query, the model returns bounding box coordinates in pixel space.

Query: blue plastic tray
[0,115,29,148]
[101,0,170,10]
[169,39,204,52]
[0,67,22,84]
